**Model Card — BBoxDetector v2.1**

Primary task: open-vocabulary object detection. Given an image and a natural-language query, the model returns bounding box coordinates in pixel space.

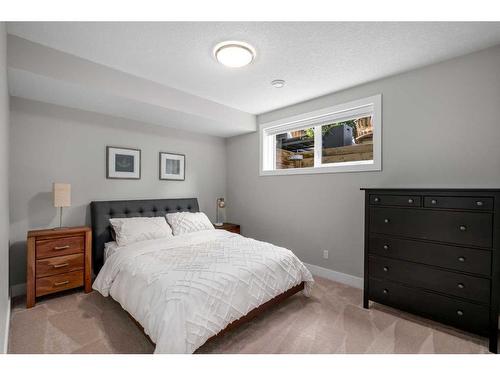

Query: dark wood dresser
[362,189,499,353]
[26,226,92,308]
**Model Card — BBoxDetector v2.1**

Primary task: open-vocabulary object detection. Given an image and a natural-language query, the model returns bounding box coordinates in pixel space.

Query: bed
[90,198,314,353]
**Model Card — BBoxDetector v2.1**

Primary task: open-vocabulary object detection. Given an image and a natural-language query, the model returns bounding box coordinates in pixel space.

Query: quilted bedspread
[93,230,314,353]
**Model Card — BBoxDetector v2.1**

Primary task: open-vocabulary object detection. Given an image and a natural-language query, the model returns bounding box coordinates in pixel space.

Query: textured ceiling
[7,35,256,137]
[7,22,500,115]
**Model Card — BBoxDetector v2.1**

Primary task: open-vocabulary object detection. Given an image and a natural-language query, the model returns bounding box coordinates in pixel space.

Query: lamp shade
[53,183,71,208]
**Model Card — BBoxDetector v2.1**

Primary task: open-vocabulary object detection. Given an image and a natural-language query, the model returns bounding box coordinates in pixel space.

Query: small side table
[26,226,92,308]
[213,223,240,234]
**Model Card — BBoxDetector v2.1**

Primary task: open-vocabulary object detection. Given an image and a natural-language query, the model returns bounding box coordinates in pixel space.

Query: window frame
[259,94,382,176]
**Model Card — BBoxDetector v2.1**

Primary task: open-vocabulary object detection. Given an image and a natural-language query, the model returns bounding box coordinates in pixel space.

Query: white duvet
[93,230,314,353]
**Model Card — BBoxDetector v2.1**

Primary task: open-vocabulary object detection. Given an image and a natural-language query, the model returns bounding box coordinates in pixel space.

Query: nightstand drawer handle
[457,283,465,289]
[408,198,414,204]
[54,245,70,250]
[476,201,483,207]
[458,256,466,262]
[383,266,389,272]
[53,263,69,269]
[383,244,389,250]
[456,310,464,316]
[384,218,390,224]
[54,280,69,286]
[459,225,467,232]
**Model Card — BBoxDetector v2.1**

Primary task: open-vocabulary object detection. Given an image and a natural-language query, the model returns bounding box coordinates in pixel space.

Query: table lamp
[215,197,225,226]
[53,183,71,228]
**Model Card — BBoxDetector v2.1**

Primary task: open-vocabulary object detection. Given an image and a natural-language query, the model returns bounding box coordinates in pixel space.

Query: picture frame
[159,152,185,181]
[106,146,141,179]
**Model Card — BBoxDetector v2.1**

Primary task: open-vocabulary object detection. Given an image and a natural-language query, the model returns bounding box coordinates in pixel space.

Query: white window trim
[259,94,382,176]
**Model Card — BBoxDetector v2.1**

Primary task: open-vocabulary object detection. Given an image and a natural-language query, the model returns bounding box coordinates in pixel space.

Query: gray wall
[0,23,10,353]
[226,45,500,279]
[9,98,227,288]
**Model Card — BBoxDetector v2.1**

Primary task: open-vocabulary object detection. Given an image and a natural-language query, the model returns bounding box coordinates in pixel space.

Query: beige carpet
[8,277,491,354]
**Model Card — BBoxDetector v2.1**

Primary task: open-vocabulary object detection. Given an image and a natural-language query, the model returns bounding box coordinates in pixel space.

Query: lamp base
[214,222,223,227]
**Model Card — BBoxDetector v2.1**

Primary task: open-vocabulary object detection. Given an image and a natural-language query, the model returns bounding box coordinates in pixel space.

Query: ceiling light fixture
[214,41,255,68]
[271,79,285,88]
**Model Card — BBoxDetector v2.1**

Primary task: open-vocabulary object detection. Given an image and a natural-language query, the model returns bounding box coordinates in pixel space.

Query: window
[260,95,381,175]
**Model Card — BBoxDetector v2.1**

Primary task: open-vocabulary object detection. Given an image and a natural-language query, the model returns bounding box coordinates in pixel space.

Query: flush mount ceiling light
[213,41,256,68]
[271,79,285,88]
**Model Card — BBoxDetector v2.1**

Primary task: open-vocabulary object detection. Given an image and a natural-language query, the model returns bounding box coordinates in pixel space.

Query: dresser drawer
[369,236,491,276]
[369,278,489,335]
[369,255,490,304]
[370,194,421,207]
[36,235,84,259]
[424,196,493,211]
[370,207,493,248]
[36,270,84,297]
[36,253,84,278]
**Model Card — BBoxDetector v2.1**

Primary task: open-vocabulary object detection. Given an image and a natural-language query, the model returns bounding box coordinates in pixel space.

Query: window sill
[259,160,381,176]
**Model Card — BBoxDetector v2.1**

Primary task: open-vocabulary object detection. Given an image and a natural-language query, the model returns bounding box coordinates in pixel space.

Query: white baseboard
[304,263,363,289]
[10,283,26,298]
[2,296,10,354]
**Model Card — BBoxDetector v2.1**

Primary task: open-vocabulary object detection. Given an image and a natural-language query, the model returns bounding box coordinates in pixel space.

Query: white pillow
[109,217,173,246]
[166,212,214,236]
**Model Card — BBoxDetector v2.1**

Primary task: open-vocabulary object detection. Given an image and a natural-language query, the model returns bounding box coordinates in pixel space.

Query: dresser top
[28,226,91,238]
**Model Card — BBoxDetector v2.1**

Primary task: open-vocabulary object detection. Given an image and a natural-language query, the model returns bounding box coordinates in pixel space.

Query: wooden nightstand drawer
[27,226,92,308]
[36,270,84,297]
[36,235,84,259]
[36,253,84,278]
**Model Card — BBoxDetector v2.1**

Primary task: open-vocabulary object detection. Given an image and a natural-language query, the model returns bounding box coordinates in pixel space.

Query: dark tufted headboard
[90,198,199,274]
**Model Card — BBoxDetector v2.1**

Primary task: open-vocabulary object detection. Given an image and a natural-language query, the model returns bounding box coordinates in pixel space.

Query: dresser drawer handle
[383,289,389,295]
[457,283,465,289]
[54,280,69,286]
[456,310,464,316]
[459,225,467,232]
[383,266,389,272]
[374,197,380,203]
[458,256,466,262]
[408,198,414,204]
[54,245,70,250]
[53,263,69,269]
[383,218,390,224]
[431,199,437,205]
[476,201,483,207]
[383,244,389,250]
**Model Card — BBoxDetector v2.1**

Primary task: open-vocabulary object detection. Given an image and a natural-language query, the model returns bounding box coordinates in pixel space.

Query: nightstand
[214,223,240,234]
[26,226,92,308]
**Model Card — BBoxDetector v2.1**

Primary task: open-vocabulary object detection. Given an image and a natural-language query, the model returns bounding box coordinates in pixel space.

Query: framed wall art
[106,146,141,179]
[159,152,185,181]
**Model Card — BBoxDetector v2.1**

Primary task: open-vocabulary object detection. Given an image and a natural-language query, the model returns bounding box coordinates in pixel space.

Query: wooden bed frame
[128,282,305,351]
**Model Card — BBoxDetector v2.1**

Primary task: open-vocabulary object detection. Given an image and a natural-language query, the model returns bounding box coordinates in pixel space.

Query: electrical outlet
[323,250,329,259]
